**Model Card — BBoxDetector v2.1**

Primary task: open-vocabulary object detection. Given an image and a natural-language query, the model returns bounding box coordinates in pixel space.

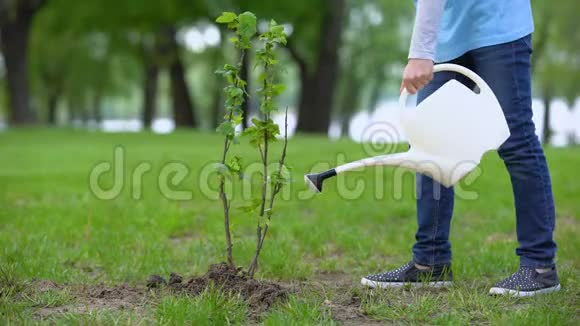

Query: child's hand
[401,59,434,94]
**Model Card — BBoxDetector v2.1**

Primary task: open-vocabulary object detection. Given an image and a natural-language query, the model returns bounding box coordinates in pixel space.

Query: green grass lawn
[1,129,578,325]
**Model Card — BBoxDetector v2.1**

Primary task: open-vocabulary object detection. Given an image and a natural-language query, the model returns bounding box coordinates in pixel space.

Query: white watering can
[305,64,510,192]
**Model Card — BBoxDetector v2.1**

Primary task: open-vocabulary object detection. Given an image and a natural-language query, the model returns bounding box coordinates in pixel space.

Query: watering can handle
[399,63,491,109]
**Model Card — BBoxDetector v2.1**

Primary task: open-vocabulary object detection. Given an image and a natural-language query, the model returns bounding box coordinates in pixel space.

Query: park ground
[0,129,578,325]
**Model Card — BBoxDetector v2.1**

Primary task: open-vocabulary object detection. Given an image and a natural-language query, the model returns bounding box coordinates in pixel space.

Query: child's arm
[409,0,447,61]
[402,0,447,94]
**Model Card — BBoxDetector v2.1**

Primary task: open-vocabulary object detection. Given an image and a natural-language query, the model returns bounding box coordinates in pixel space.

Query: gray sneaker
[489,266,561,297]
[361,260,453,288]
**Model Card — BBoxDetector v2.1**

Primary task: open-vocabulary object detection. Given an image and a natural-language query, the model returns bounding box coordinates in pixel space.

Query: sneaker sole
[489,284,561,297]
[361,277,453,289]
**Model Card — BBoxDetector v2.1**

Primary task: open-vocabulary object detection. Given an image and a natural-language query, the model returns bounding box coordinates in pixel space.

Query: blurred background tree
[0,0,578,139]
[335,0,411,137]
[0,0,45,125]
[531,0,580,144]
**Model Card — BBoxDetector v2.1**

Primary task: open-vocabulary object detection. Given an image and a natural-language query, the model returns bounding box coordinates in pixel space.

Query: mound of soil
[147,263,288,314]
[27,270,379,324]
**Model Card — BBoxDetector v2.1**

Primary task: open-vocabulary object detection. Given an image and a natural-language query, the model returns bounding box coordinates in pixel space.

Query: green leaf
[216,12,237,24]
[226,86,244,99]
[224,64,237,71]
[271,24,284,35]
[216,121,235,138]
[237,12,257,45]
[241,125,263,147]
[232,114,243,126]
[272,83,286,96]
[258,72,268,82]
[215,68,227,76]
[228,156,243,173]
[238,198,262,213]
[265,119,281,140]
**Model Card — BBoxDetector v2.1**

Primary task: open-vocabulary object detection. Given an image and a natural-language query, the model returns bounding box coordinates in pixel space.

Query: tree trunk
[169,57,196,128]
[47,92,59,126]
[297,74,316,128]
[368,84,381,113]
[92,88,102,124]
[66,94,86,127]
[542,96,552,145]
[340,114,350,138]
[295,0,346,134]
[166,29,196,128]
[142,61,159,130]
[0,10,35,125]
[79,102,88,127]
[240,52,250,128]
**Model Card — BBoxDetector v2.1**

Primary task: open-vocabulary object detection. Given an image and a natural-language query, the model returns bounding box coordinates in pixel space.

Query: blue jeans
[412,35,557,268]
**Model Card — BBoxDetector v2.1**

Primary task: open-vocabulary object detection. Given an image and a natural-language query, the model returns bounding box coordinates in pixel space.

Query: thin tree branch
[251,107,289,274]
[219,46,248,269]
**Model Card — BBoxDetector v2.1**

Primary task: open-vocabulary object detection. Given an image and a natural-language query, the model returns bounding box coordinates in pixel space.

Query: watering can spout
[304,63,511,194]
[304,170,336,193]
[304,152,412,193]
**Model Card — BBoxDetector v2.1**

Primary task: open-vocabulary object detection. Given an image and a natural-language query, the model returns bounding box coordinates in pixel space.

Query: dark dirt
[32,281,150,319]
[146,275,167,288]
[147,263,288,316]
[27,267,382,324]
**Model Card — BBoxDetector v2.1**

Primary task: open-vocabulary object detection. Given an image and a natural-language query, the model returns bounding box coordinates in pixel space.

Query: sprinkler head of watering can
[304,169,337,193]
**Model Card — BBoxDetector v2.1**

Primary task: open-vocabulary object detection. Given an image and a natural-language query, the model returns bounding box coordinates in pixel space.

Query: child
[361,0,560,297]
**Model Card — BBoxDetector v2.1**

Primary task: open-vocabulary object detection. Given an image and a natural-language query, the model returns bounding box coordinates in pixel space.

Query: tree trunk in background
[339,113,350,138]
[297,74,316,127]
[169,56,196,128]
[167,29,196,128]
[542,95,552,145]
[41,69,64,125]
[368,83,381,113]
[0,5,39,125]
[92,88,102,125]
[295,0,346,134]
[142,61,159,130]
[47,92,59,125]
[66,98,75,125]
[66,95,86,127]
[240,52,251,129]
[78,103,88,126]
